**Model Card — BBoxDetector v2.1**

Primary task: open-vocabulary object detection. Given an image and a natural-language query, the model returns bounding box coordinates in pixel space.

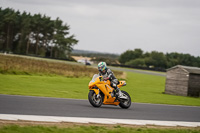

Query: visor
[98,66,105,71]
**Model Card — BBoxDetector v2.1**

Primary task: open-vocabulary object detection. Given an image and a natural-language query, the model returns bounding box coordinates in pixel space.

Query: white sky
[1,0,200,56]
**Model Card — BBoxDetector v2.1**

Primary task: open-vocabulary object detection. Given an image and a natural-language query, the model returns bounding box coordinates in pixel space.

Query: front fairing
[88,74,102,89]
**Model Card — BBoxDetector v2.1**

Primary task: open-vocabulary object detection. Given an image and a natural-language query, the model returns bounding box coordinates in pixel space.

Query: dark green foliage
[0,8,78,59]
[119,48,143,64]
[166,52,199,68]
[125,58,146,67]
[119,49,200,69]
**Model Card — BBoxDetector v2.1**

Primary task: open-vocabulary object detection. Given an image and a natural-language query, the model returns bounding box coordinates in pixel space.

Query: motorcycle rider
[98,62,126,99]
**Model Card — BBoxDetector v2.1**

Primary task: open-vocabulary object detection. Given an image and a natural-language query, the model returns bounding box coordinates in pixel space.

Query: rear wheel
[119,90,131,109]
[88,90,103,107]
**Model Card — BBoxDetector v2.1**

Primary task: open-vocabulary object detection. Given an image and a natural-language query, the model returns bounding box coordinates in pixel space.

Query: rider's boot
[115,87,127,99]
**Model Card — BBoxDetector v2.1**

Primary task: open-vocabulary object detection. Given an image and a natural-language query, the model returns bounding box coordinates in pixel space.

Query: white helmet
[98,62,107,72]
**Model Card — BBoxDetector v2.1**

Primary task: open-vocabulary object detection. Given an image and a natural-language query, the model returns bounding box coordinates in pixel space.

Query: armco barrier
[110,64,166,72]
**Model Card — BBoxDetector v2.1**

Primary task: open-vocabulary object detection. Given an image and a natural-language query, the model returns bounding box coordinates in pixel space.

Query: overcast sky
[1,0,200,56]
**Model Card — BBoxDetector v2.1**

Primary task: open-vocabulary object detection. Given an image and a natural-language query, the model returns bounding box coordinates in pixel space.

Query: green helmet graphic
[98,62,107,72]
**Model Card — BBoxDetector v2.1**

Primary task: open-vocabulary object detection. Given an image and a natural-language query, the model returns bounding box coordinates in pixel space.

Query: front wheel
[119,90,131,109]
[88,90,103,107]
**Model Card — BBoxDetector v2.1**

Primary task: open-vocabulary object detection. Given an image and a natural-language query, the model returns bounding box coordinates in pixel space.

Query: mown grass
[0,74,90,99]
[1,72,200,106]
[0,125,199,133]
[0,54,125,78]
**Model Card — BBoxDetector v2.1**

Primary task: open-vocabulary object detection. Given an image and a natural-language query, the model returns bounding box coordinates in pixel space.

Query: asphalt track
[0,94,199,122]
[108,66,166,77]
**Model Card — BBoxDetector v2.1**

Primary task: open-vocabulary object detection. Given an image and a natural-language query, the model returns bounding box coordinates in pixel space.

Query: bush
[125,58,146,67]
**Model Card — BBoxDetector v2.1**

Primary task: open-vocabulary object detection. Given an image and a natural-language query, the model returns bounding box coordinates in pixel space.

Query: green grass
[125,72,200,106]
[0,125,199,133]
[0,72,200,106]
[0,74,90,99]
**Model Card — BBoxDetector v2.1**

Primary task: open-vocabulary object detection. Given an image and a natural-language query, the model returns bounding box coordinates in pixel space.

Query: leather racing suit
[99,68,119,91]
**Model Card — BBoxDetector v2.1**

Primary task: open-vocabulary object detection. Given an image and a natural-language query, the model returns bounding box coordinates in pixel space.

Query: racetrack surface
[0,94,199,122]
[108,66,166,77]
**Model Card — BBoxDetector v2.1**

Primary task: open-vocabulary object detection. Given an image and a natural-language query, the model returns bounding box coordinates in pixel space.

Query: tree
[166,52,199,68]
[0,8,78,59]
[125,58,146,67]
[145,51,167,68]
[51,18,78,58]
[1,8,18,52]
[119,48,143,64]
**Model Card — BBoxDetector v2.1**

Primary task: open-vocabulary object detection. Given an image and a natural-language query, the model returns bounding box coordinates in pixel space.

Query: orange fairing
[88,74,131,108]
[88,75,127,106]
[117,81,126,88]
[88,76,113,96]
[88,76,102,89]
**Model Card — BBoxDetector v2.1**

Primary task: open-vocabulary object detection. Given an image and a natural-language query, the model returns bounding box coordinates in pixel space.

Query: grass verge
[0,124,199,133]
[0,74,90,99]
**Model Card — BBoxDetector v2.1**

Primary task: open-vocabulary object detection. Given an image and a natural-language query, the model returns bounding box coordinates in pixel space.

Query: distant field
[0,54,125,78]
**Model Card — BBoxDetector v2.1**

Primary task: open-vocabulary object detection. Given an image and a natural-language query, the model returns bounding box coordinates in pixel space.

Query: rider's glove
[103,77,109,81]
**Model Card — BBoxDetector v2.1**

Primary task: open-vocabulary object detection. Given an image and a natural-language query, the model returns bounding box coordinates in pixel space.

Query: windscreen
[92,74,99,80]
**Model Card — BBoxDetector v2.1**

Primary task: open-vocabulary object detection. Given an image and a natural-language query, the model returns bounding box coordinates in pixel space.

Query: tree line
[119,49,200,69]
[0,8,78,59]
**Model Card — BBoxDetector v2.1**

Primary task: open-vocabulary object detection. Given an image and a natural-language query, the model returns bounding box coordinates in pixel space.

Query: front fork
[91,88,100,98]
[96,89,100,98]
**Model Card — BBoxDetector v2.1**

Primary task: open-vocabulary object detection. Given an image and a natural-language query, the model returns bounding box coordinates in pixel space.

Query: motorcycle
[88,74,131,109]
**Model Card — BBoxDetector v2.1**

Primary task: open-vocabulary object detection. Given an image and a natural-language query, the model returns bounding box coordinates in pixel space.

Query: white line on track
[0,114,200,127]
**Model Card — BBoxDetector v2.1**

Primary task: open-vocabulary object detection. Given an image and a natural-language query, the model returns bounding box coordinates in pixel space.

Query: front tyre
[119,90,131,109]
[88,90,103,107]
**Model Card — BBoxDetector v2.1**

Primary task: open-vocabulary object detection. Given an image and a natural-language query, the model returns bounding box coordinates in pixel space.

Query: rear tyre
[119,90,131,109]
[88,90,103,107]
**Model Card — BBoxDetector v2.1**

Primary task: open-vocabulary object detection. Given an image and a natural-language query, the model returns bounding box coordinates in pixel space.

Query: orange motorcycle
[88,74,131,109]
